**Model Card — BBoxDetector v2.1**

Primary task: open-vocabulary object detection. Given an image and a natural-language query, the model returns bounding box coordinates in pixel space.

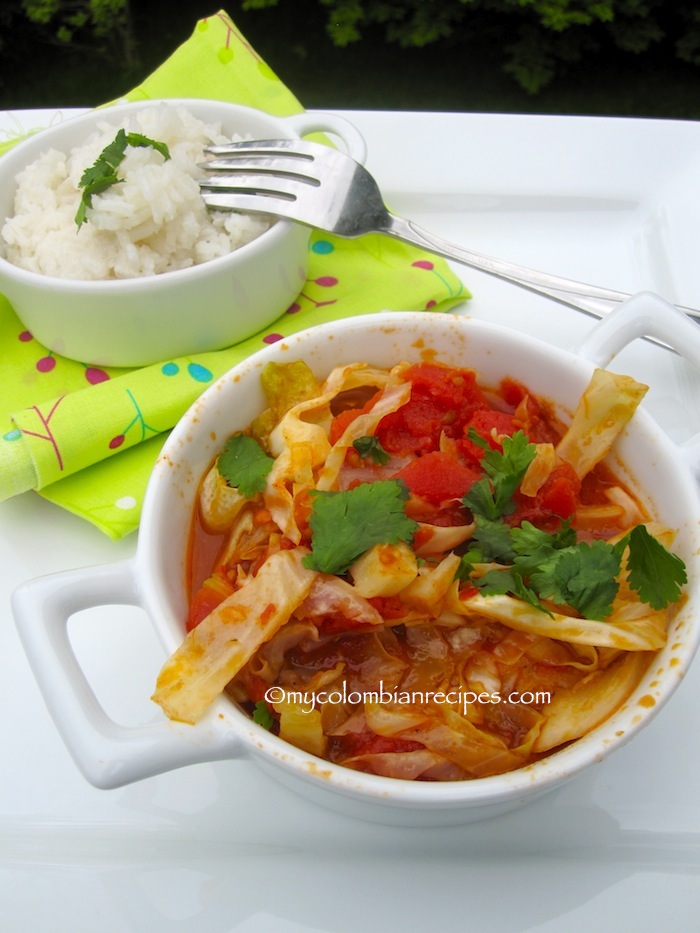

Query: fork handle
[381,214,700,324]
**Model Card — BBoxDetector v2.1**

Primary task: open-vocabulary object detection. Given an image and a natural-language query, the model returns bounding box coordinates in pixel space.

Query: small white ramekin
[0,99,365,367]
[12,294,700,825]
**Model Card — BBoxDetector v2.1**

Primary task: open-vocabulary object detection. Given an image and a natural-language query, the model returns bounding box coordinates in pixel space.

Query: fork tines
[200,139,326,194]
[205,138,319,160]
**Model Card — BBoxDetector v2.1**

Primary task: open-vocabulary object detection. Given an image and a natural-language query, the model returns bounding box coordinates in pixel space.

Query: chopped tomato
[330,408,362,444]
[540,469,580,517]
[494,377,566,446]
[509,462,581,527]
[376,362,490,454]
[405,362,489,411]
[376,396,446,453]
[395,450,480,505]
[458,410,517,466]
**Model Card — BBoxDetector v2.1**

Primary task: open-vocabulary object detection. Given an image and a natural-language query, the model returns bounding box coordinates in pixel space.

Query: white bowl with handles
[12,293,700,826]
[0,99,366,367]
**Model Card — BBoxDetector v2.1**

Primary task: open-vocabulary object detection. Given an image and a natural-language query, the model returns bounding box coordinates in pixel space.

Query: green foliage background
[243,0,700,93]
[3,0,700,116]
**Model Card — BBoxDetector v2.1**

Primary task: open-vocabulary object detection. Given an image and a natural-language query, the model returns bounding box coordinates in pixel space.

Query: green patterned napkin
[0,10,468,539]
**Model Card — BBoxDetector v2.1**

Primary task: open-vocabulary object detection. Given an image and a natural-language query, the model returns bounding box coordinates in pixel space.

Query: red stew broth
[184,362,650,781]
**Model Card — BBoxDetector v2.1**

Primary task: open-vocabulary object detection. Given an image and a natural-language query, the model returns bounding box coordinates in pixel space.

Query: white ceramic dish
[6,108,700,931]
[12,295,700,827]
[0,99,365,367]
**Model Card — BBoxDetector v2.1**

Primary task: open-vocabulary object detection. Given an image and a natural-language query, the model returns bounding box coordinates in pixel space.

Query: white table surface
[2,107,700,933]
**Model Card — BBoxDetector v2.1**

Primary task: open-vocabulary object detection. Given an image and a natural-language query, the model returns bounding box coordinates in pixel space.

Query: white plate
[2,108,700,932]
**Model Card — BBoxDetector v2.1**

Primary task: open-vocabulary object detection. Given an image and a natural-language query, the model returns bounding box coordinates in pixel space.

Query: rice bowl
[0,99,366,366]
[2,103,273,281]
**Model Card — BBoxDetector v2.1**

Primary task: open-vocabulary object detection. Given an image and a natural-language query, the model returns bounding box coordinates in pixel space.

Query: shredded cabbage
[152,548,316,723]
[152,356,685,782]
[556,368,648,480]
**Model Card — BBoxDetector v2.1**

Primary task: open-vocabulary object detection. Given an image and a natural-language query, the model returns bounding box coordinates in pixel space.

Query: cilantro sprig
[353,435,390,465]
[529,538,623,620]
[459,517,686,621]
[217,433,274,497]
[462,429,536,519]
[621,524,687,610]
[303,479,418,574]
[452,427,684,620]
[75,128,171,229]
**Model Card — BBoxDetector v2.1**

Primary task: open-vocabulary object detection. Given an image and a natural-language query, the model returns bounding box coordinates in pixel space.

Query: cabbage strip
[556,369,648,480]
[152,548,317,723]
[455,592,666,651]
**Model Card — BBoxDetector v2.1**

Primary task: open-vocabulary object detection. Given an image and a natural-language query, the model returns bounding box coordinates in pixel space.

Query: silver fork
[200,138,700,328]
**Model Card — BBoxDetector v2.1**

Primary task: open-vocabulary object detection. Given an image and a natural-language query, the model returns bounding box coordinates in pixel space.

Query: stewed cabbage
[152,356,686,780]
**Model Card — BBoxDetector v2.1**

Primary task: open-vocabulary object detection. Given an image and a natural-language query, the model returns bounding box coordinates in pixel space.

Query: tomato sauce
[180,359,662,782]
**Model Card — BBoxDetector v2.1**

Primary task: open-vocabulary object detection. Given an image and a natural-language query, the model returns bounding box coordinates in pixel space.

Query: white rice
[1,104,272,280]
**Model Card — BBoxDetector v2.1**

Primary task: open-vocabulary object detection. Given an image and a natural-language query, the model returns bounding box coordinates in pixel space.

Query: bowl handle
[576,291,700,475]
[282,110,367,164]
[12,560,240,789]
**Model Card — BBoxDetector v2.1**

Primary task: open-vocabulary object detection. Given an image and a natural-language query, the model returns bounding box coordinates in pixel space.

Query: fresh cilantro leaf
[100,128,130,169]
[79,160,119,191]
[124,131,171,160]
[474,567,517,596]
[252,701,274,730]
[474,567,553,616]
[75,162,119,226]
[303,479,418,575]
[511,520,575,555]
[511,520,576,575]
[471,514,516,563]
[530,539,622,621]
[464,517,686,621]
[353,435,390,465]
[462,478,500,520]
[482,430,537,509]
[457,493,686,621]
[511,572,554,614]
[455,547,485,580]
[462,429,536,519]
[75,128,170,229]
[467,430,492,456]
[455,519,511,584]
[625,524,687,610]
[458,516,561,584]
[75,201,86,228]
[217,433,274,497]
